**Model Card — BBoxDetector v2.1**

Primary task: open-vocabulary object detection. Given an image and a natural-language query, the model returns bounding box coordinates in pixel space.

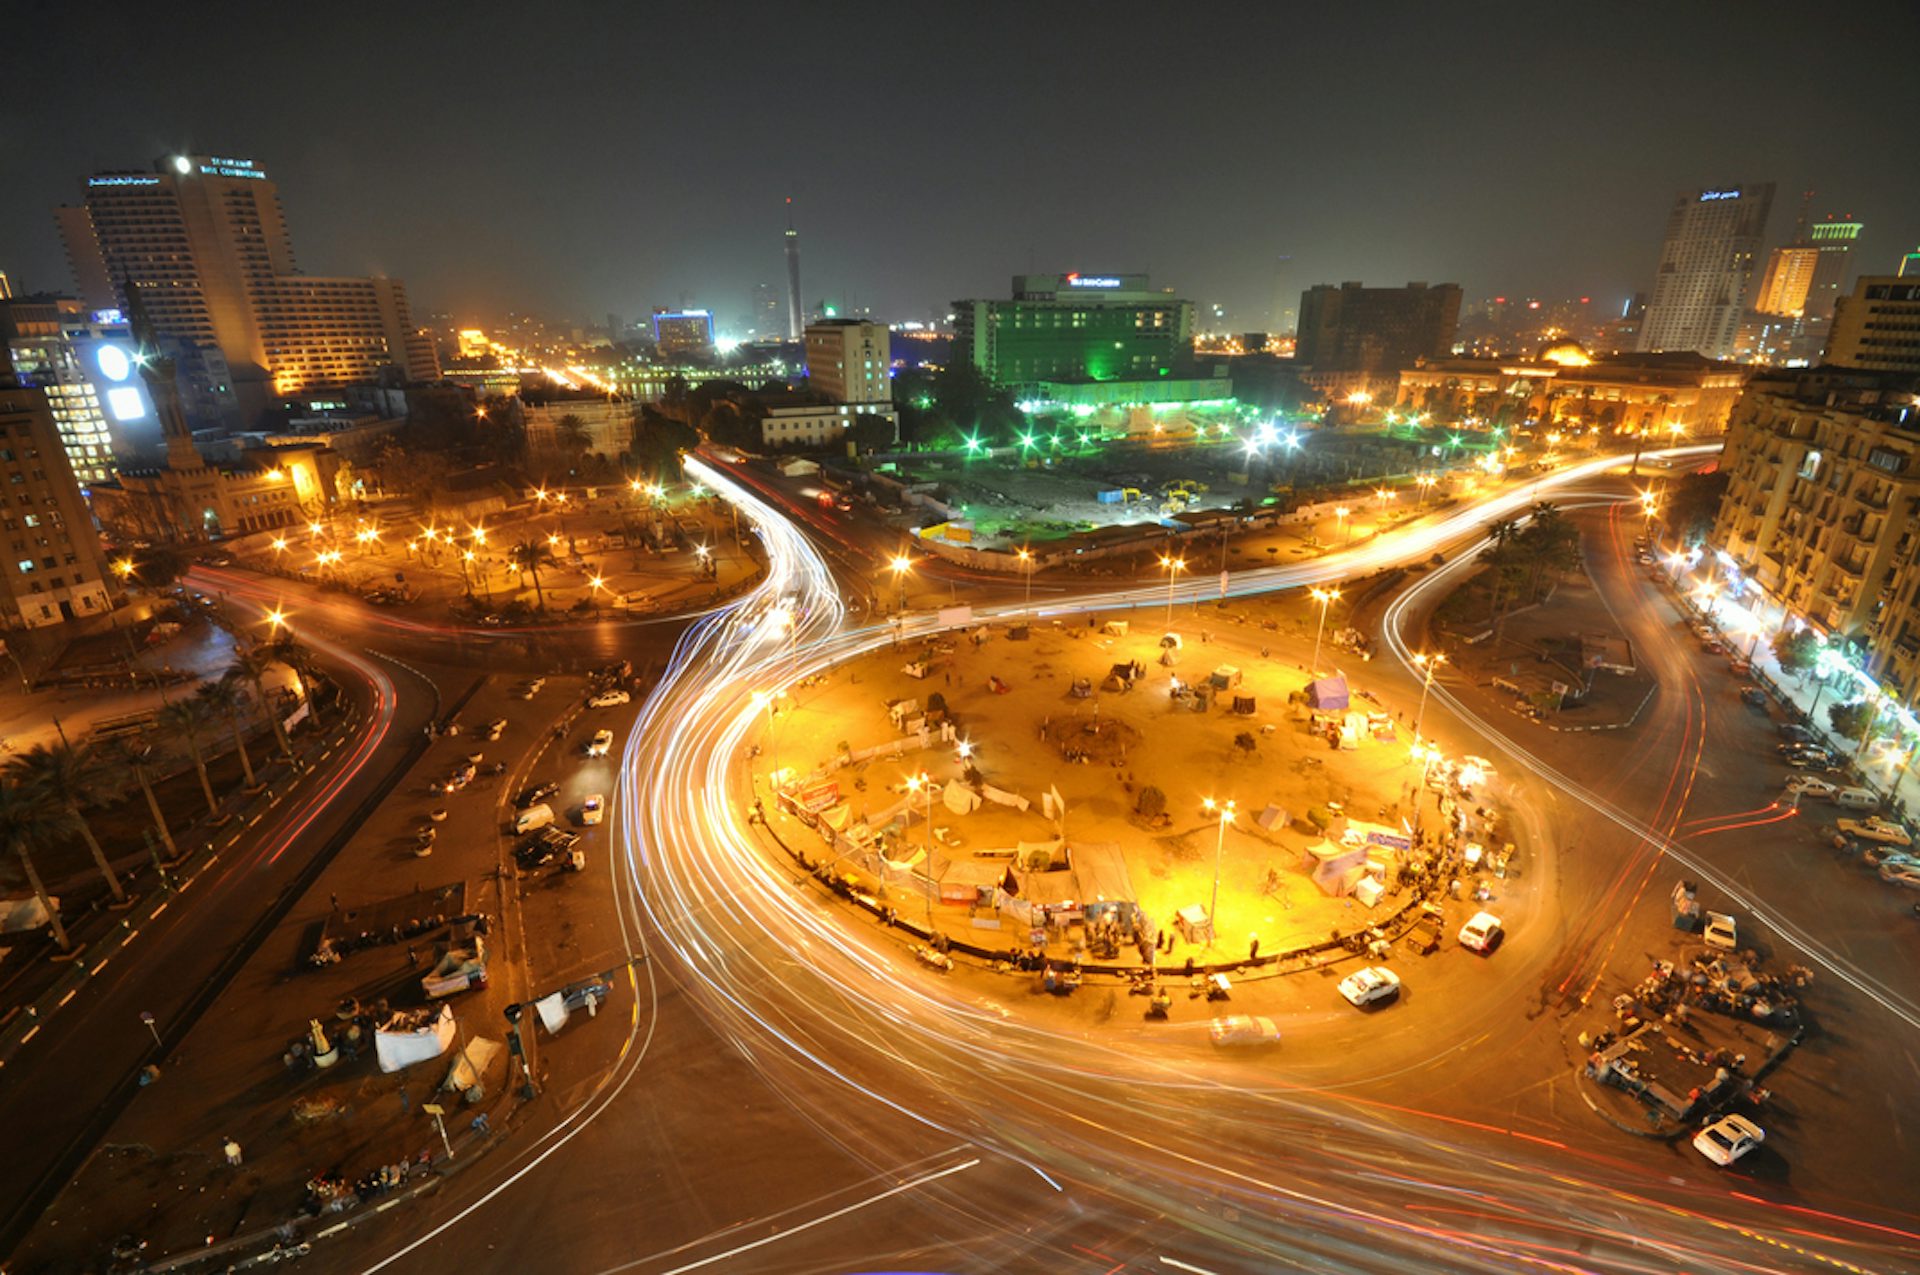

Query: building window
[16,559,34,574]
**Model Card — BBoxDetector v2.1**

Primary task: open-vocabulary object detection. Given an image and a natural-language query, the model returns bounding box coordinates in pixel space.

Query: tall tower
[783,197,803,343]
[1636,183,1774,359]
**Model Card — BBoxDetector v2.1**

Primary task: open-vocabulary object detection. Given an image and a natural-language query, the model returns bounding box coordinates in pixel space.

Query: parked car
[513,803,556,836]
[1778,723,1815,744]
[1703,912,1738,950]
[1879,860,1920,890]
[517,781,560,809]
[1739,686,1767,708]
[516,825,579,868]
[580,794,605,826]
[586,729,614,758]
[1692,1114,1764,1166]
[587,689,630,708]
[1208,1015,1281,1047]
[1840,817,1913,847]
[1338,966,1402,1007]
[1783,775,1838,800]
[1457,912,1503,953]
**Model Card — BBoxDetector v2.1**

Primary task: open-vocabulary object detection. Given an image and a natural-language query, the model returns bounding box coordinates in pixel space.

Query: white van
[1836,788,1879,812]
[514,803,556,834]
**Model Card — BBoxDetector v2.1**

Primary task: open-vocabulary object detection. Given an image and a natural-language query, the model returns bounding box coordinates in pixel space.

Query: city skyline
[3,2,1917,330]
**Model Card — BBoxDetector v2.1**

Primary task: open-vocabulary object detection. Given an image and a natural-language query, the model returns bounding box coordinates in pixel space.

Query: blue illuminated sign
[88,176,159,187]
[1699,190,1742,201]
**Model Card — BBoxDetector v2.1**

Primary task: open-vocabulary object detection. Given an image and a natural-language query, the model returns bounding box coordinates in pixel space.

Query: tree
[510,539,556,610]
[201,677,256,789]
[10,743,124,903]
[555,414,591,463]
[1485,518,1519,549]
[159,699,221,816]
[131,544,190,590]
[847,413,896,453]
[1772,629,1821,677]
[267,635,319,721]
[111,735,177,861]
[0,778,71,951]
[1828,699,1875,741]
[230,645,292,756]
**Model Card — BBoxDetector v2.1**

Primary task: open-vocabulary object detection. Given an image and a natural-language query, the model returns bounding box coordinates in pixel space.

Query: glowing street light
[889,553,913,611]
[904,771,936,923]
[112,557,135,581]
[1309,585,1342,676]
[1159,554,1186,634]
[1335,505,1353,545]
[1201,796,1236,946]
[1411,651,1447,742]
[1017,546,1035,618]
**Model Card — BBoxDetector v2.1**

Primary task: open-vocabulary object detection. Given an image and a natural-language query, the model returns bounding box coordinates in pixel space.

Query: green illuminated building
[952,273,1203,396]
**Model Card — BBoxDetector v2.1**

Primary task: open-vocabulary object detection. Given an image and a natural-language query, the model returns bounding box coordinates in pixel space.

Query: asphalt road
[294,452,1920,1275]
[0,599,429,1256]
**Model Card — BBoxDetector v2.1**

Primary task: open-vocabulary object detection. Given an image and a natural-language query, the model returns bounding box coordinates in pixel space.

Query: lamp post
[906,771,935,925]
[1309,585,1342,677]
[889,554,912,613]
[1017,547,1034,618]
[1201,797,1234,949]
[1336,506,1352,545]
[1159,554,1185,634]
[1412,651,1446,742]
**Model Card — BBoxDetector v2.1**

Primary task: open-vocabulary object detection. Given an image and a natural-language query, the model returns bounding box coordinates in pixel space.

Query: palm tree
[200,678,256,789]
[112,735,178,861]
[230,644,292,757]
[555,414,591,463]
[267,634,321,722]
[9,743,124,903]
[159,699,220,816]
[0,778,73,951]
[510,539,556,610]
[1486,518,1519,549]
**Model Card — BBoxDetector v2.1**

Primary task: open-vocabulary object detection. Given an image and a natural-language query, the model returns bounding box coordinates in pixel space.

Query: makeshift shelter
[374,1004,456,1074]
[1304,839,1368,897]
[941,784,983,815]
[1069,677,1093,698]
[1307,675,1350,710]
[421,932,488,999]
[1254,803,1288,832]
[1160,632,1184,650]
[1208,665,1242,690]
[1102,620,1129,636]
[440,1036,504,1101]
[1232,694,1257,715]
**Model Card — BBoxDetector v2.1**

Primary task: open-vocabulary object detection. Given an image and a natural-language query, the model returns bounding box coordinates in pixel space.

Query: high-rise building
[1636,184,1775,360]
[1803,216,1862,325]
[1293,281,1462,381]
[56,154,439,416]
[1754,247,1821,317]
[1826,277,1920,374]
[804,319,891,405]
[951,273,1199,391]
[0,343,117,629]
[1899,248,1920,278]
[0,271,11,300]
[0,296,155,485]
[651,309,715,361]
[783,199,803,343]
[751,282,782,339]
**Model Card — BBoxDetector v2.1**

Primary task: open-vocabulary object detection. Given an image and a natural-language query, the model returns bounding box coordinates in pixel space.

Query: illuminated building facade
[1826,277,1920,374]
[1294,282,1461,388]
[1712,369,1920,647]
[1636,184,1775,360]
[0,344,117,628]
[651,310,715,362]
[1395,347,1747,433]
[57,154,438,414]
[951,274,1196,394]
[0,296,154,484]
[1754,247,1821,317]
[804,319,891,405]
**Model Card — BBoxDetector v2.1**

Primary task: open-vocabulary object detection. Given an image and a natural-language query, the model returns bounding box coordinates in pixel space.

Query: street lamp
[1309,585,1342,676]
[1412,652,1447,742]
[1201,797,1235,947]
[1017,546,1035,618]
[1159,554,1185,634]
[905,771,936,924]
[889,554,913,611]
[1336,506,1353,545]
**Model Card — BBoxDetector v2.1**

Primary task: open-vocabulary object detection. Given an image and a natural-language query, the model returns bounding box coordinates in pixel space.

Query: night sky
[5,1,1916,332]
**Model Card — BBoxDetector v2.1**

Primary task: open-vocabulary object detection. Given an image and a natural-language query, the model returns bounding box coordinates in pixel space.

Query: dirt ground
[758,607,1440,959]
[1441,572,1656,729]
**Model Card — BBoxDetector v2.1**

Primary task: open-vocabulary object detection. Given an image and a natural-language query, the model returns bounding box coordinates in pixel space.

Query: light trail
[575,448,1918,1272]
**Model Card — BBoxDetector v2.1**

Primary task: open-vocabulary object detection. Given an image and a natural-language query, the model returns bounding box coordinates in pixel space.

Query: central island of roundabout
[736,595,1535,1016]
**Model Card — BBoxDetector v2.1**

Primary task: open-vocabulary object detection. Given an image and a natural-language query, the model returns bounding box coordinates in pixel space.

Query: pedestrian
[1183,956,1195,978]
[1249,935,1261,961]
[470,1112,491,1136]
[405,944,417,966]
[329,892,339,913]
[399,1085,410,1114]
[223,1137,243,1167]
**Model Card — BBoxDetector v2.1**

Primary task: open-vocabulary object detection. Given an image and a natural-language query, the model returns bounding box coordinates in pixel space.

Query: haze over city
[5,1,1918,326]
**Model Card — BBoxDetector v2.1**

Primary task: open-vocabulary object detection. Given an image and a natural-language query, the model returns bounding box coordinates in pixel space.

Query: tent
[1307,676,1349,710]
[1304,839,1367,897]
[1208,665,1242,690]
[375,1004,456,1074]
[1232,694,1257,715]
[1102,620,1130,636]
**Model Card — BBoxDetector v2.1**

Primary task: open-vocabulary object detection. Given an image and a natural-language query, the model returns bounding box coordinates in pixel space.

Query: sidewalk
[7,675,630,1273]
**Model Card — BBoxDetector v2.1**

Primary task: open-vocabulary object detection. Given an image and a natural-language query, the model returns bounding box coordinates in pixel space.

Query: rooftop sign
[1066,274,1122,288]
[89,176,159,187]
[1699,190,1741,201]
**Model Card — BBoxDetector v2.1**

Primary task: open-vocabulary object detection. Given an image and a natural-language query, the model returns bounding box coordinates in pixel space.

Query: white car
[1879,861,1920,890]
[1208,1015,1281,1047]
[1458,911,1503,953]
[587,689,630,708]
[580,794,604,826]
[1783,775,1837,800]
[1337,965,1401,1007]
[585,729,614,758]
[1703,912,1738,950]
[1692,1114,1764,1166]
